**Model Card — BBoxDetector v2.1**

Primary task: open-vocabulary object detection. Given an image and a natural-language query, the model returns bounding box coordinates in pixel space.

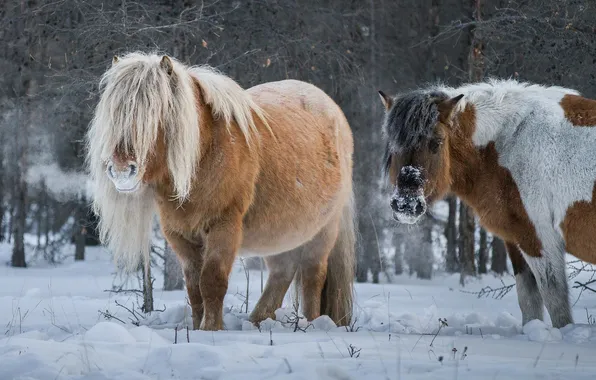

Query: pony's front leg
[163,230,205,330]
[523,247,573,328]
[200,214,243,331]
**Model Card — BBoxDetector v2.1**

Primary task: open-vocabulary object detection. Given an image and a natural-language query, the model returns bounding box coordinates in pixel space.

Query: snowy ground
[1,243,595,379]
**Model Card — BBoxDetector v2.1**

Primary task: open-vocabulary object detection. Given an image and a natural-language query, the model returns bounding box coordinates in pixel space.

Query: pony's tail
[321,191,356,326]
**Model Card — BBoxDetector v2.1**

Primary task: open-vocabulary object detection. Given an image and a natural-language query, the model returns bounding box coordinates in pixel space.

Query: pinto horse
[378,79,596,328]
[86,52,356,330]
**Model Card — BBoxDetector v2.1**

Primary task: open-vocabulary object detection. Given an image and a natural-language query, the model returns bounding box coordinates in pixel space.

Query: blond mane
[189,65,270,143]
[86,51,267,271]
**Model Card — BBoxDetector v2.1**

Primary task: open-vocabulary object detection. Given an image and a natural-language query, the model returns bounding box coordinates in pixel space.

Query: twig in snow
[283,358,293,373]
[114,300,142,326]
[260,258,264,294]
[388,292,391,342]
[430,318,448,347]
[460,346,468,360]
[103,289,143,295]
[461,281,514,300]
[98,309,126,325]
[586,308,595,325]
[573,279,596,294]
[282,310,313,333]
[239,258,250,313]
[344,316,361,332]
[347,343,361,358]
[317,342,325,359]
[533,343,546,368]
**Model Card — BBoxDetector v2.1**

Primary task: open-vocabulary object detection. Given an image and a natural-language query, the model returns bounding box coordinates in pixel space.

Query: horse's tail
[321,190,356,326]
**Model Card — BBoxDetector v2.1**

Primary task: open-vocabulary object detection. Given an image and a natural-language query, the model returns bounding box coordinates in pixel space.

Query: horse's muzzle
[390,187,427,224]
[106,160,141,193]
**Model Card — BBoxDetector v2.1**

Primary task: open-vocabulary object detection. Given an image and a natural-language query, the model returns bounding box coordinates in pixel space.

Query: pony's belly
[239,192,344,256]
[239,215,331,256]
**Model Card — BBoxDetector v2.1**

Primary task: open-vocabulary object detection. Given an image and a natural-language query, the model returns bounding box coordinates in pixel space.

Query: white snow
[1,242,595,379]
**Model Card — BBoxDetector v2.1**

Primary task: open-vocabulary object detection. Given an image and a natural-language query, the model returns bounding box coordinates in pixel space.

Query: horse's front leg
[163,229,205,330]
[200,213,243,331]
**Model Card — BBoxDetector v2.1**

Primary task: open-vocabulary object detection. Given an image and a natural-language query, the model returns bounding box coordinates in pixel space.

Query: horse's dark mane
[382,89,448,176]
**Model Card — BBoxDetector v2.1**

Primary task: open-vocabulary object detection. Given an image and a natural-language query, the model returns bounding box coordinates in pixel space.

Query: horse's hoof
[199,320,224,331]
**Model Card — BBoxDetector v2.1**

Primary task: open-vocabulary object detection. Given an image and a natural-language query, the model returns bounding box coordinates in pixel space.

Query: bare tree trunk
[415,216,434,279]
[445,196,459,272]
[458,203,476,285]
[458,0,484,285]
[478,228,488,274]
[163,241,184,290]
[44,198,50,251]
[36,180,45,249]
[142,263,154,313]
[0,137,5,243]
[491,236,508,274]
[393,233,403,275]
[356,215,379,283]
[468,0,485,82]
[12,179,27,268]
[12,101,27,268]
[7,199,14,244]
[74,195,86,261]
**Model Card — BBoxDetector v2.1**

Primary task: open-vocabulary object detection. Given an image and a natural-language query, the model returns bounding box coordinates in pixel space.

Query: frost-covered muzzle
[106,159,142,193]
[390,165,427,224]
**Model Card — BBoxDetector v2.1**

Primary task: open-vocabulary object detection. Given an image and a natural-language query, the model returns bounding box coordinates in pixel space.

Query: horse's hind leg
[163,230,205,330]
[507,242,544,325]
[299,218,340,321]
[249,251,300,324]
[522,246,573,328]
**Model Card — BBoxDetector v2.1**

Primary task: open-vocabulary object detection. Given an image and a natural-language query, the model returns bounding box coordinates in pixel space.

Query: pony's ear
[378,90,393,110]
[160,55,174,76]
[437,94,464,124]
[112,55,119,65]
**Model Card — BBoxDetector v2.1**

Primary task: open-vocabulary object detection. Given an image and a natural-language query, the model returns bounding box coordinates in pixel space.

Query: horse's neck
[448,137,505,217]
[467,99,523,147]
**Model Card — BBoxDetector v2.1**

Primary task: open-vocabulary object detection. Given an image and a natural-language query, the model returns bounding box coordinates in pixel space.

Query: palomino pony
[378,79,596,328]
[86,52,356,331]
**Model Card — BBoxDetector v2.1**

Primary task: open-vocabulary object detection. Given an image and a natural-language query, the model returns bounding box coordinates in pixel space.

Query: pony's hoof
[199,319,224,331]
[248,311,276,327]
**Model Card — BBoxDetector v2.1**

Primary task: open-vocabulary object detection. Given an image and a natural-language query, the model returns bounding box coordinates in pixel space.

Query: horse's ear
[437,94,464,124]
[160,55,174,76]
[378,90,393,110]
[112,55,119,65]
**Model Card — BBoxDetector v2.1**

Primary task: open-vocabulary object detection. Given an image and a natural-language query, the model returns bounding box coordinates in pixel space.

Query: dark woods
[1,0,594,283]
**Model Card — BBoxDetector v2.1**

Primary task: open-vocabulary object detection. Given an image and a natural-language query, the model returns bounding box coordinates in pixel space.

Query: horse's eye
[429,138,443,153]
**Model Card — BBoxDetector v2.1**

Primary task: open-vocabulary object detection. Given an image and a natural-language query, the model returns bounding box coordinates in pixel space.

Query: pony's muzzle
[390,165,427,224]
[390,189,427,224]
[106,160,141,193]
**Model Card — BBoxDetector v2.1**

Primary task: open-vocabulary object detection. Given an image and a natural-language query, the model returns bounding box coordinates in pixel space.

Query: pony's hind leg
[249,251,300,325]
[299,219,340,321]
[522,247,573,328]
[163,230,205,330]
[507,242,544,325]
